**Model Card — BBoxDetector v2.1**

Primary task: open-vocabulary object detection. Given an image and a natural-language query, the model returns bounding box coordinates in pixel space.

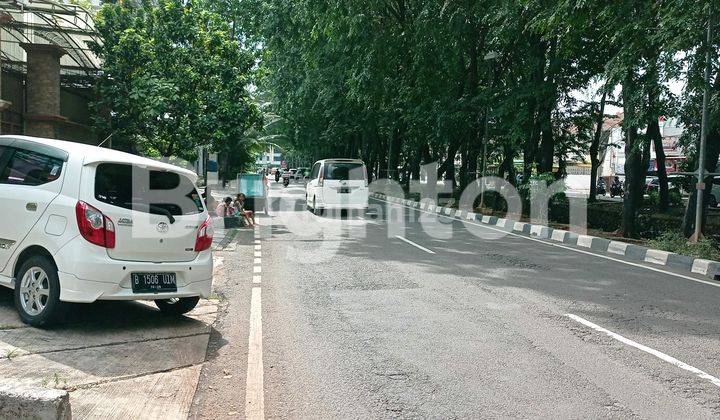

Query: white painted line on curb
[254,245,261,251]
[693,259,715,275]
[252,275,261,284]
[551,229,568,242]
[254,258,262,265]
[253,266,262,274]
[607,241,628,255]
[645,249,673,265]
[372,197,720,289]
[577,235,594,248]
[566,313,720,388]
[394,235,436,254]
[254,251,262,257]
[245,287,265,419]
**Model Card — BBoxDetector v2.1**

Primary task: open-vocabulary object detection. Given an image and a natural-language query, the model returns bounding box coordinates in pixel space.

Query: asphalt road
[196,181,720,419]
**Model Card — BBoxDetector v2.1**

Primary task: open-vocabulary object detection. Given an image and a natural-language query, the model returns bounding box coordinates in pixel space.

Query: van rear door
[321,161,368,206]
[90,163,206,263]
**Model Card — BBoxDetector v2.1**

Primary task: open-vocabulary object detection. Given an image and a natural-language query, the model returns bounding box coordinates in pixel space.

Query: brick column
[20,43,68,138]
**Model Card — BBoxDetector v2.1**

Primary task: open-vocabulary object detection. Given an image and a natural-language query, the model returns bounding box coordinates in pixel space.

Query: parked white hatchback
[0,136,214,327]
[305,159,369,215]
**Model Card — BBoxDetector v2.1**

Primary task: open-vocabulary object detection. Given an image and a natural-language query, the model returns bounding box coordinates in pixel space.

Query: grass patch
[648,231,720,261]
[4,348,19,360]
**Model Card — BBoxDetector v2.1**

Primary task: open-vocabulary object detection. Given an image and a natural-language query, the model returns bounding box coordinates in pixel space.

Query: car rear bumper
[58,273,212,303]
[55,236,213,303]
[316,203,368,211]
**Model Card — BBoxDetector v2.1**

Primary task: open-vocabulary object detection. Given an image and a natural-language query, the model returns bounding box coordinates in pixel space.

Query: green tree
[90,0,260,163]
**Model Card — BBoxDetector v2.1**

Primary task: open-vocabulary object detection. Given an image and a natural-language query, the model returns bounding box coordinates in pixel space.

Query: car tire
[155,297,200,315]
[313,197,322,216]
[14,255,64,328]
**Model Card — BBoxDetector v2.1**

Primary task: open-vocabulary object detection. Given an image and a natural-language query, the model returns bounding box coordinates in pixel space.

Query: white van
[0,136,213,327]
[305,159,369,215]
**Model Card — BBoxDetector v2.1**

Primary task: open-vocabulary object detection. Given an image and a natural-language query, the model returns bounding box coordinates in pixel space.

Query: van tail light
[194,216,214,252]
[75,201,115,249]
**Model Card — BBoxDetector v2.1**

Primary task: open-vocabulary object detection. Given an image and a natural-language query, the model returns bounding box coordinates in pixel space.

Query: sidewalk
[0,230,238,419]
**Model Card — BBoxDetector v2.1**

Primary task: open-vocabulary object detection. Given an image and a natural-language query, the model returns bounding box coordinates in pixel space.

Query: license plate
[339,187,351,194]
[131,273,177,293]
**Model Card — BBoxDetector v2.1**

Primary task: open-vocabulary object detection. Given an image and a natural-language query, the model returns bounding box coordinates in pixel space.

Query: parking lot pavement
[0,264,223,419]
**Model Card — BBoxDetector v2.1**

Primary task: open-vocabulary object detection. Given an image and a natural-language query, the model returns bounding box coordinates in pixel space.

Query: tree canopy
[248,0,719,238]
[90,0,261,164]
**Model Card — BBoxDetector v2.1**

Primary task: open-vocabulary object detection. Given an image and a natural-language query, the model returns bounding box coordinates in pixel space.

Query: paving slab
[71,365,201,420]
[0,284,218,418]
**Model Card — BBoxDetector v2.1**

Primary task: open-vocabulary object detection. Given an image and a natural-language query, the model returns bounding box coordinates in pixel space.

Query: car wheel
[155,297,200,315]
[313,197,322,216]
[14,256,64,328]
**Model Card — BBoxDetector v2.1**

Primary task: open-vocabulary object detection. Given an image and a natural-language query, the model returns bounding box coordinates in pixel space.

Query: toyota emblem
[157,221,169,233]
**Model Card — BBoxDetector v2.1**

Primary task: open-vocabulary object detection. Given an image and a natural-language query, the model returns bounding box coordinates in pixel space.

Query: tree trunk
[648,116,669,211]
[524,109,541,183]
[538,104,554,173]
[621,74,644,238]
[589,91,607,203]
[387,128,402,180]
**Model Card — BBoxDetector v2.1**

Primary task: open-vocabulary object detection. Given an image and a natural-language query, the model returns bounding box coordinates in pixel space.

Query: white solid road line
[394,235,436,254]
[566,314,720,388]
[374,197,720,290]
[245,287,265,419]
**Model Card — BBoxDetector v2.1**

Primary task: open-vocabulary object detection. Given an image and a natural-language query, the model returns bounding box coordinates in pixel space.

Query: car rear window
[95,163,204,216]
[324,162,365,180]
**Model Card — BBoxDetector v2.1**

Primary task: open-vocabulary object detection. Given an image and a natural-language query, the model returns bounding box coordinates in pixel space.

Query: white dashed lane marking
[394,235,436,254]
[566,314,720,388]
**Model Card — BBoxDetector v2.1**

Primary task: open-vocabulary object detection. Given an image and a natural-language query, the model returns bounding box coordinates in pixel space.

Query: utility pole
[690,9,715,243]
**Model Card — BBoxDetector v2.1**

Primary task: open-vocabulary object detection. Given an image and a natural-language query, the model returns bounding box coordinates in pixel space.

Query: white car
[305,159,369,215]
[0,136,213,327]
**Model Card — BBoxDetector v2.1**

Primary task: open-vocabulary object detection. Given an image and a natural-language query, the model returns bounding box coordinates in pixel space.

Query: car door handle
[26,202,38,212]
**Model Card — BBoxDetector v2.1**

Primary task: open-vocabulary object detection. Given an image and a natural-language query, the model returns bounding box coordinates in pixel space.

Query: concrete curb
[0,384,71,419]
[373,192,720,280]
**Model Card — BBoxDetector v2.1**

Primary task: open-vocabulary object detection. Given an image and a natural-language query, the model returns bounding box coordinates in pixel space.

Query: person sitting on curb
[216,197,236,218]
[234,193,256,227]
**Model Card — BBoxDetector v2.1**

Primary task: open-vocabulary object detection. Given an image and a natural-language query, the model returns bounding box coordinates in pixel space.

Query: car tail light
[75,201,115,248]
[194,216,214,252]
[363,165,369,187]
[318,171,324,187]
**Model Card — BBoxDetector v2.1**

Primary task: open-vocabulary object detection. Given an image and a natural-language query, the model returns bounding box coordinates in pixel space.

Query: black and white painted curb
[372,192,720,280]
